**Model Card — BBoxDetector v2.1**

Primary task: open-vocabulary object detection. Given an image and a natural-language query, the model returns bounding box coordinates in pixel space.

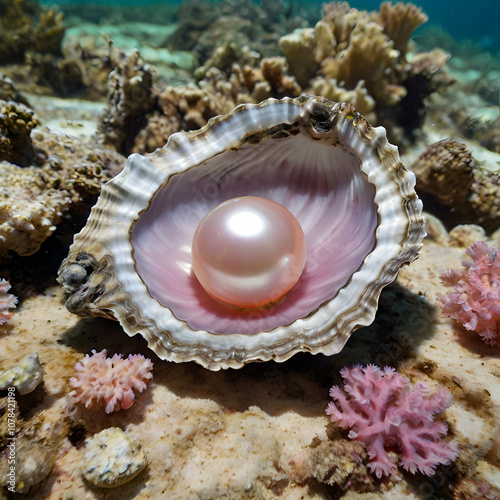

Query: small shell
[0,353,44,395]
[82,427,148,488]
[58,96,425,370]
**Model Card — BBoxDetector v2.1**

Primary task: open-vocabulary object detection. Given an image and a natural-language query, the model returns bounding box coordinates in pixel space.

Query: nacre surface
[58,96,425,370]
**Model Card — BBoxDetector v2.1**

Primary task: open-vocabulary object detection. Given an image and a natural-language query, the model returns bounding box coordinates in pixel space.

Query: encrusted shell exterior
[58,96,425,370]
[82,427,148,487]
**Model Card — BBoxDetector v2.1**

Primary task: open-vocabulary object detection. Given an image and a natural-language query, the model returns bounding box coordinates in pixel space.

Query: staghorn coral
[0,278,17,324]
[412,139,500,232]
[325,364,459,478]
[438,241,500,345]
[70,349,153,414]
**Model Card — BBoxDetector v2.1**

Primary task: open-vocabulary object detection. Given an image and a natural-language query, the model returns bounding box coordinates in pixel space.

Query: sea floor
[1,204,499,498]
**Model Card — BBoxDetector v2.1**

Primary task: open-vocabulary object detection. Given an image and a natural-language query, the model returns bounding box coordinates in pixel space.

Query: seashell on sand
[58,96,425,370]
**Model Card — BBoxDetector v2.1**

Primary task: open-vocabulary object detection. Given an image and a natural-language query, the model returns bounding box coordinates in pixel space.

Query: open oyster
[58,96,425,370]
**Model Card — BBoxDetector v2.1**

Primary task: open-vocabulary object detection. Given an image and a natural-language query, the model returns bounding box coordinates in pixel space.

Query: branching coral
[438,241,500,345]
[70,349,153,414]
[325,364,459,478]
[0,278,17,325]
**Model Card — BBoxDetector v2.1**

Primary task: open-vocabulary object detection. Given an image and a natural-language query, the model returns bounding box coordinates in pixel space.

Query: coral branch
[438,241,500,345]
[325,364,459,478]
[70,349,153,413]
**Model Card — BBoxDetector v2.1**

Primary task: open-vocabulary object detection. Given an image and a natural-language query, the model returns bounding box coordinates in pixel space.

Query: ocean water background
[40,0,499,52]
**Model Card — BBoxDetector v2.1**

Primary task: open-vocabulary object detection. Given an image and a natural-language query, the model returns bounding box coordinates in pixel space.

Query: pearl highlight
[191,196,307,310]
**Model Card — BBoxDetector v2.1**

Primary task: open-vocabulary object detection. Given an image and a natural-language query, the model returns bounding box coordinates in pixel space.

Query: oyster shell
[58,96,425,370]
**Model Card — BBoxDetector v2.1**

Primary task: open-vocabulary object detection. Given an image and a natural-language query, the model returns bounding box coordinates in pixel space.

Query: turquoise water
[40,0,498,51]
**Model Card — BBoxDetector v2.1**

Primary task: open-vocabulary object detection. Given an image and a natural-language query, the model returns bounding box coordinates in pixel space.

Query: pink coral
[70,349,153,414]
[0,278,18,325]
[325,364,459,478]
[438,241,500,345]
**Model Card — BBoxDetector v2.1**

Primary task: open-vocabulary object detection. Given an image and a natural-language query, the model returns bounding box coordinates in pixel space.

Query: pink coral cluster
[438,241,500,345]
[325,364,459,478]
[70,349,153,414]
[0,278,18,325]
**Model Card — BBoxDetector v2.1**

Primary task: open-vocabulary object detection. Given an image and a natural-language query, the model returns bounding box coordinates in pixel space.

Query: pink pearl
[192,196,307,310]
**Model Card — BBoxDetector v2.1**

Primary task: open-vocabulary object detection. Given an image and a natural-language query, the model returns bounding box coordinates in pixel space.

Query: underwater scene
[0,0,499,498]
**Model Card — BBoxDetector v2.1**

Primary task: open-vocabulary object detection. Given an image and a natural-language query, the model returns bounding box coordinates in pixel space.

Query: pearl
[191,196,307,310]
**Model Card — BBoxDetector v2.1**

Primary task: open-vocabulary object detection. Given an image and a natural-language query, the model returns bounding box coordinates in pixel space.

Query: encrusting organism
[70,349,153,414]
[325,364,459,478]
[438,241,499,345]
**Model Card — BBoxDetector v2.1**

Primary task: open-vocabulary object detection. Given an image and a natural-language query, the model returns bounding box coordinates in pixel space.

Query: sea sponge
[70,349,153,414]
[326,364,459,478]
[438,241,500,345]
